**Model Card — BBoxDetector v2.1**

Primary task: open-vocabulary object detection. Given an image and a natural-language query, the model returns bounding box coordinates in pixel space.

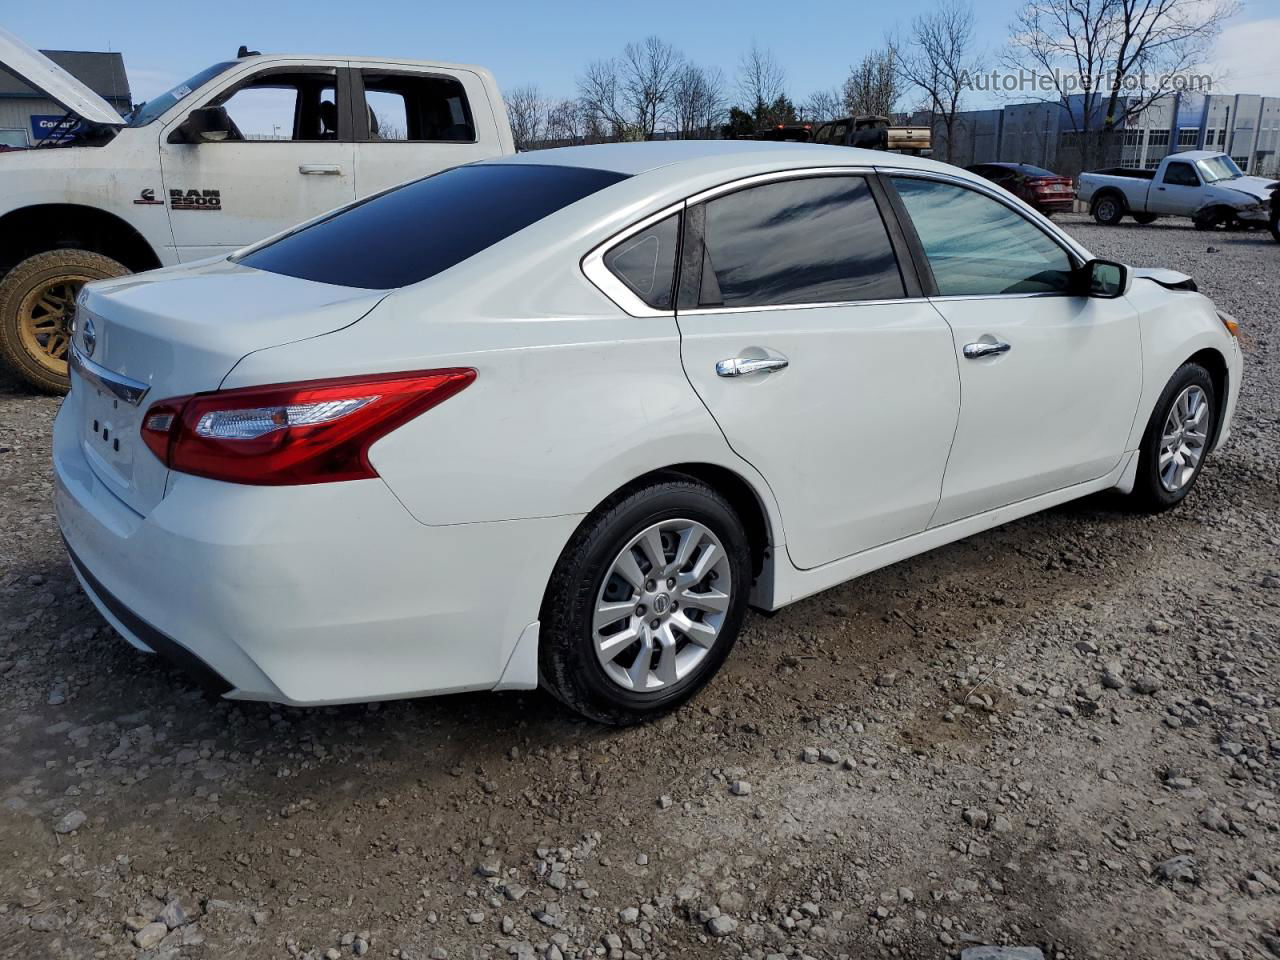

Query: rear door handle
[962,341,1011,360]
[299,164,343,175]
[716,356,789,378]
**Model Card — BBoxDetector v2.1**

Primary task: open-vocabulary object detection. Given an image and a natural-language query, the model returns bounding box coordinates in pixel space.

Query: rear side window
[238,164,629,289]
[696,176,904,308]
[360,72,474,142]
[603,214,680,310]
[892,177,1073,296]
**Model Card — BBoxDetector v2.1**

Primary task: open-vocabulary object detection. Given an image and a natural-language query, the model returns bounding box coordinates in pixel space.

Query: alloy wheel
[592,519,732,692]
[1158,385,1210,493]
[17,275,88,375]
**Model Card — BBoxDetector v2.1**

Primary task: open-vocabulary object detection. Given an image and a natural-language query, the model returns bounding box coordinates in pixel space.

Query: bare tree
[545,98,584,144]
[801,89,842,123]
[897,1,979,161]
[842,46,902,117]
[1004,0,1238,170]
[506,84,546,151]
[672,63,728,138]
[737,42,786,126]
[578,37,685,140]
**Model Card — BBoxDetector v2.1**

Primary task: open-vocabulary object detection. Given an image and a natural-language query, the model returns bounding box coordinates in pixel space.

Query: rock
[818,748,841,764]
[963,807,990,830]
[29,912,64,932]
[467,911,484,924]
[730,780,752,796]
[159,898,188,929]
[477,858,501,878]
[1132,675,1162,695]
[134,921,168,949]
[707,915,739,937]
[657,795,672,809]
[1153,854,1197,883]
[353,937,369,955]
[19,888,41,908]
[325,950,341,960]
[53,809,86,834]
[801,747,819,764]
[619,906,640,923]
[47,682,67,706]
[960,949,1045,960]
[875,672,898,687]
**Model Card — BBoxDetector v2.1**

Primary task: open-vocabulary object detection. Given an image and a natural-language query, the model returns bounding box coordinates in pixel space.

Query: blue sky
[7,0,1279,107]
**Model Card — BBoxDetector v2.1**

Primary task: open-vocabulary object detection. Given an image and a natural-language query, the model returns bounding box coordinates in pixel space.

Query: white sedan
[54,141,1242,724]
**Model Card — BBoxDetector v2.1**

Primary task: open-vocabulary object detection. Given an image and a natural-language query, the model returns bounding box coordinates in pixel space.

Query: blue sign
[31,114,81,142]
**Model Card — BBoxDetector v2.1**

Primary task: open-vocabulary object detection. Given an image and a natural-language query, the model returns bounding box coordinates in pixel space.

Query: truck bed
[1089,167,1156,180]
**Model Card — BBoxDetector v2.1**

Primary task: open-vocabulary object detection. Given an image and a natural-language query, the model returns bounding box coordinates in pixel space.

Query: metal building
[0,50,130,147]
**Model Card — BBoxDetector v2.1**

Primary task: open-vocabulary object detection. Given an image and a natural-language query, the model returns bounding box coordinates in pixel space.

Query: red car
[965,162,1075,216]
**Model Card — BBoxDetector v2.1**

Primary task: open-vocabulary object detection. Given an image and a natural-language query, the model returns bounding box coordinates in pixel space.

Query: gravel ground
[1,214,1277,960]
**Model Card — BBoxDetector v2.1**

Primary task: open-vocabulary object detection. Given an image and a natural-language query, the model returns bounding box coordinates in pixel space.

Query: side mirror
[170,106,233,144]
[1077,258,1129,299]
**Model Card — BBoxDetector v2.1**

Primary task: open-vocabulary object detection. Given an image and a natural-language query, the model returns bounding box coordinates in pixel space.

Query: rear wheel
[1131,363,1216,513]
[538,478,751,725]
[1092,194,1125,225]
[0,250,130,393]
[1133,213,1158,225]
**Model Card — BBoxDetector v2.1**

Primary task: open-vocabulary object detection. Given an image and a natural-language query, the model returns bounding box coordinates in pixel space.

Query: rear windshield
[1016,165,1058,177]
[237,163,629,289]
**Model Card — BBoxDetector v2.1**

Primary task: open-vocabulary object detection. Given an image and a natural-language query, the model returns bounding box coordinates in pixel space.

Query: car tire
[538,477,752,725]
[1131,363,1217,513]
[0,250,130,393]
[1269,215,1279,243]
[1193,207,1235,232]
[1132,213,1158,225]
[1092,194,1124,225]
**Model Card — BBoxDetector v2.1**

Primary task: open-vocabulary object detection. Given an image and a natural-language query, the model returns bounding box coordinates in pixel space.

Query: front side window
[212,70,339,141]
[696,176,904,308]
[892,177,1073,296]
[603,214,679,310]
[239,163,628,289]
[1162,161,1199,187]
[360,73,474,142]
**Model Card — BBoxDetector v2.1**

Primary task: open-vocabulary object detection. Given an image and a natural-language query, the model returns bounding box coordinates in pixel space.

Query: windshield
[126,61,237,127]
[1195,155,1243,183]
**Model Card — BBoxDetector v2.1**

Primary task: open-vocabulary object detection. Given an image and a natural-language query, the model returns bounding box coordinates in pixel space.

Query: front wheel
[538,478,752,725]
[0,250,130,393]
[1133,213,1158,225]
[1131,363,1216,512]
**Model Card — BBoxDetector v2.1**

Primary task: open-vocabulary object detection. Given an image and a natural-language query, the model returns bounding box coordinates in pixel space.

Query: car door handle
[299,164,343,175]
[962,341,1011,360]
[716,356,789,378]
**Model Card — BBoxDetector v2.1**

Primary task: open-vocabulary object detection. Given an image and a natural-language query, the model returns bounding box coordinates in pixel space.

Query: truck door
[158,65,356,261]
[349,66,497,197]
[1149,159,1203,215]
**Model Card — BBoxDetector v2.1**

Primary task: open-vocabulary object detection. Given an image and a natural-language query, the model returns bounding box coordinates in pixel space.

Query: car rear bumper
[1035,197,1075,212]
[53,399,580,705]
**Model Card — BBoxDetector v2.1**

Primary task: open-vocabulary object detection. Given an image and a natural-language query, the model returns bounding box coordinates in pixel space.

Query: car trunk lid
[70,258,388,516]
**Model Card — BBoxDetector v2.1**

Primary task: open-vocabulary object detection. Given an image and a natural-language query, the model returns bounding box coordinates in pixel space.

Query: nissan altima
[54,141,1242,724]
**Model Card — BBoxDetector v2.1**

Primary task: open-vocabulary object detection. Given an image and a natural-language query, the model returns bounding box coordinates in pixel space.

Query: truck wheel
[1132,213,1158,225]
[1092,194,1124,226]
[0,250,129,393]
[1193,207,1234,231]
[1271,216,1279,243]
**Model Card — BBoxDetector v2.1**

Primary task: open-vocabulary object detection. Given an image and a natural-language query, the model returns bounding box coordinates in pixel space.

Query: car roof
[487,139,951,178]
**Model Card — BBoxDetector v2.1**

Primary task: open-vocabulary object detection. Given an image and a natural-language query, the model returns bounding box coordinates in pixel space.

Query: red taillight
[139,369,475,485]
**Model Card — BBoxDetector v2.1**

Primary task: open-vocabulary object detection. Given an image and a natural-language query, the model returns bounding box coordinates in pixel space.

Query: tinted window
[604,214,679,310]
[1016,165,1057,177]
[361,73,474,142]
[698,176,904,308]
[893,177,1073,296]
[1162,161,1199,186]
[239,164,628,289]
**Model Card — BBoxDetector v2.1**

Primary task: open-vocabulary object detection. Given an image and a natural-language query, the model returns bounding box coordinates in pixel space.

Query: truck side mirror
[169,106,233,144]
[1077,258,1129,298]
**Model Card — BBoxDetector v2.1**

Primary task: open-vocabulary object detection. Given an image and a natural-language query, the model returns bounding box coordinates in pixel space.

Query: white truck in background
[0,28,514,392]
[1077,150,1276,235]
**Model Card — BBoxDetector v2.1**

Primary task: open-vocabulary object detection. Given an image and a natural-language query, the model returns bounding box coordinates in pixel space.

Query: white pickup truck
[0,29,514,391]
[1077,150,1276,234]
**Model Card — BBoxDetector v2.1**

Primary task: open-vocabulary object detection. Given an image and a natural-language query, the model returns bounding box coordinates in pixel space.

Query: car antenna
[237,45,261,58]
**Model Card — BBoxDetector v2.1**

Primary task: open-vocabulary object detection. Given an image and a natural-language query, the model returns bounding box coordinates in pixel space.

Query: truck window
[359,73,475,142]
[213,70,340,141]
[1162,161,1200,187]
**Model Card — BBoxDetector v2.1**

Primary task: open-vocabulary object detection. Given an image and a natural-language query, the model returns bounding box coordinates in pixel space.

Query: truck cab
[0,29,513,391]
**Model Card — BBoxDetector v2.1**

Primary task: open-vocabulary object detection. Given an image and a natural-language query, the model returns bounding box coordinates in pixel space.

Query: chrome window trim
[581,200,685,318]
[876,166,1093,265]
[680,296,928,317]
[69,344,150,406]
[683,165,878,206]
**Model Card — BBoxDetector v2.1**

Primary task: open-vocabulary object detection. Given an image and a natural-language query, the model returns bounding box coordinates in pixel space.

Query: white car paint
[53,141,1243,707]
[0,34,513,265]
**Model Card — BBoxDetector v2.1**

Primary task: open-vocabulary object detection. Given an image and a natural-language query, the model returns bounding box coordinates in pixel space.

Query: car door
[1149,159,1202,215]
[675,173,960,570]
[158,65,356,261]
[887,174,1142,527]
[350,67,496,197]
